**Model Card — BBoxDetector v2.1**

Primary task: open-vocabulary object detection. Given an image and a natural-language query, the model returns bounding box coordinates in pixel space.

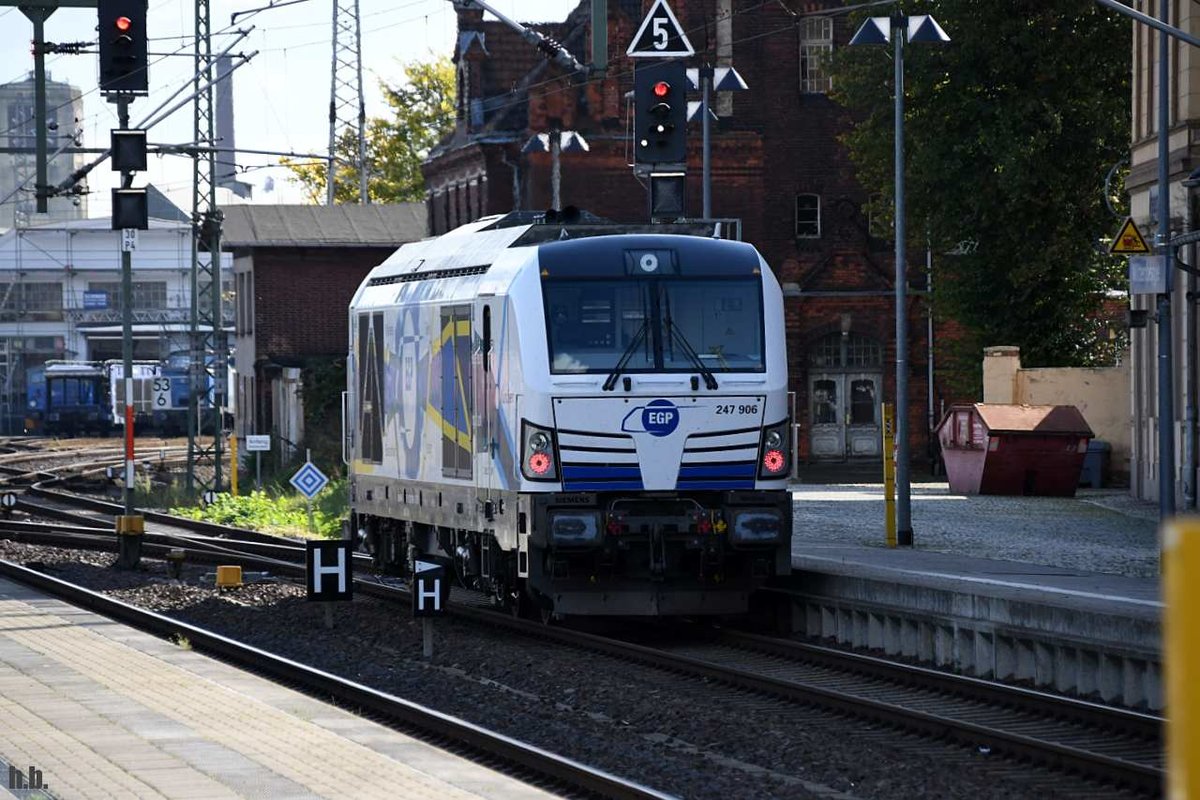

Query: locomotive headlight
[758,419,791,479]
[521,419,559,482]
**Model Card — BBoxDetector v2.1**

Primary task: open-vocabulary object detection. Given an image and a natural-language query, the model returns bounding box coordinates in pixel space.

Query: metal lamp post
[522,130,590,210]
[686,66,748,219]
[850,13,949,547]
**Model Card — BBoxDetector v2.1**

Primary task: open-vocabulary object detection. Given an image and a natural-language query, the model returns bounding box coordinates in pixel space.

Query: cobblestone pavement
[791,483,1163,579]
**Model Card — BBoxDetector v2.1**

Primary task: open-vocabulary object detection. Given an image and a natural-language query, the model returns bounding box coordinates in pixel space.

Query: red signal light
[115,15,132,31]
[653,81,670,98]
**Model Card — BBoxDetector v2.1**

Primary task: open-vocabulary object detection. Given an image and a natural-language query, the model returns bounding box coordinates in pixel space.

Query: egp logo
[621,399,680,438]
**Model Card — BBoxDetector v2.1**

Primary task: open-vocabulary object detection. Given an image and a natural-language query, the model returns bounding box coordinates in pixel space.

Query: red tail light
[762,448,786,473]
[528,452,552,475]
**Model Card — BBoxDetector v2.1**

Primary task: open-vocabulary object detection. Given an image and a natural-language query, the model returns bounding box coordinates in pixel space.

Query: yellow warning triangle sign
[1109,217,1151,255]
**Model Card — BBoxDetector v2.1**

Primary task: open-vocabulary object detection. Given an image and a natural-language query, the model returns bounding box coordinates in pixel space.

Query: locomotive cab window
[543,277,764,375]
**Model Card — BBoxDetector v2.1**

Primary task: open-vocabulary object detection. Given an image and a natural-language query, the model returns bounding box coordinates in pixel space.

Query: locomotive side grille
[558,429,642,490]
[677,428,760,489]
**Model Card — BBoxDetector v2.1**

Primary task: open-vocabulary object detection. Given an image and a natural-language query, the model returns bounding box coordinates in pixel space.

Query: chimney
[215,55,252,199]
[982,346,1021,404]
[452,0,483,27]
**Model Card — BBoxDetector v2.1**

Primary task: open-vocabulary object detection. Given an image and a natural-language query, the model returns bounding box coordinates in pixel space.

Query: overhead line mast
[188,0,224,494]
[327,0,366,204]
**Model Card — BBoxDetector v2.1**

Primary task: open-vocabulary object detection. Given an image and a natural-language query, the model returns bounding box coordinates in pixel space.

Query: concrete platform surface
[792,482,1161,579]
[0,577,559,800]
[787,483,1165,707]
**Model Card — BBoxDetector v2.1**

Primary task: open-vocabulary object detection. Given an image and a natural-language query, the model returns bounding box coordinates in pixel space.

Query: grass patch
[169,479,347,538]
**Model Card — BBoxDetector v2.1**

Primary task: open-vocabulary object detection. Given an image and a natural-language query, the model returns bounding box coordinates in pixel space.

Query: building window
[799,17,833,95]
[0,282,63,321]
[795,194,820,238]
[88,281,167,309]
[868,193,891,239]
[5,102,35,149]
[235,271,254,335]
[808,332,882,369]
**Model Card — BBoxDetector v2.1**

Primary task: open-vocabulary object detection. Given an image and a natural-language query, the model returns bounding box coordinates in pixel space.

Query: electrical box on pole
[98,0,149,95]
[634,61,687,166]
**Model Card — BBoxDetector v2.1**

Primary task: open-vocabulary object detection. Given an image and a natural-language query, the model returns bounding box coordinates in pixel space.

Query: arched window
[807,332,882,369]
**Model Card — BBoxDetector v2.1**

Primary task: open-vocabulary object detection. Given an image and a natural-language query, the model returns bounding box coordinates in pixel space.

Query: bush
[170,478,347,538]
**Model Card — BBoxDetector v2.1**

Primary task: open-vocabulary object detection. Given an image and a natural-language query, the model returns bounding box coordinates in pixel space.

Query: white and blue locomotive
[346,213,792,616]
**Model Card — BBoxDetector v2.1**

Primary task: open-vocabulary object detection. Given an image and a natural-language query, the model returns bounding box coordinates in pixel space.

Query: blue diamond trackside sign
[290,461,329,499]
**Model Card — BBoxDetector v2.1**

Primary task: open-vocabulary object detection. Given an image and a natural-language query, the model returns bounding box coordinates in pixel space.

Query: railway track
[0,559,671,800]
[0,451,1163,797]
[0,510,1162,798]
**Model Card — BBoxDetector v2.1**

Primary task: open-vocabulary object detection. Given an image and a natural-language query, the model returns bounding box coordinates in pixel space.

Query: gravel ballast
[0,539,1138,800]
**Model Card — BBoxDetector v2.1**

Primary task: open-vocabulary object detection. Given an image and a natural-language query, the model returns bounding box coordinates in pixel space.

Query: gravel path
[0,539,1136,800]
[791,483,1161,578]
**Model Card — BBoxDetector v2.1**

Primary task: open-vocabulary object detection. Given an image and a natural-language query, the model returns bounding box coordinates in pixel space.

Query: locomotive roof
[40,362,106,376]
[366,214,754,283]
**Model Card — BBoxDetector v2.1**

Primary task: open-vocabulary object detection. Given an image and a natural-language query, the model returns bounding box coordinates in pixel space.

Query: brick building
[221,204,425,458]
[424,0,955,466]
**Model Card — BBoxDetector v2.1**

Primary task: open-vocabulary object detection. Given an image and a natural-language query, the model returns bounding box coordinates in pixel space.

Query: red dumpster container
[936,404,1093,496]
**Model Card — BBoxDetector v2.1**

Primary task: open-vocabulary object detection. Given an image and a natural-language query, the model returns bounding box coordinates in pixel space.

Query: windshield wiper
[602,320,648,391]
[664,316,718,390]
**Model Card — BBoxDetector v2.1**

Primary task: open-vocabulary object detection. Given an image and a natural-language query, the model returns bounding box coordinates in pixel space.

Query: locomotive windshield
[544,277,764,375]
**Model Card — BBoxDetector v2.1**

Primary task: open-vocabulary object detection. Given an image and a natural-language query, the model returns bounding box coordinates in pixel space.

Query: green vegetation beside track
[168,480,348,539]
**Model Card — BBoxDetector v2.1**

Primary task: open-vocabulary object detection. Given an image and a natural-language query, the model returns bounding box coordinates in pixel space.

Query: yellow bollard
[229,433,238,497]
[881,402,896,547]
[1167,518,1200,798]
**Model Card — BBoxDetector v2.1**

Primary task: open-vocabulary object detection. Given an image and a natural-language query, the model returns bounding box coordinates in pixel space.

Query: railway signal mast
[628,0,694,221]
[98,0,150,567]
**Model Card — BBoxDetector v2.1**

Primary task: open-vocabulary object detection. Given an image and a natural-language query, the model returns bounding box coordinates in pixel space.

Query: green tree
[830,0,1130,368]
[285,56,455,204]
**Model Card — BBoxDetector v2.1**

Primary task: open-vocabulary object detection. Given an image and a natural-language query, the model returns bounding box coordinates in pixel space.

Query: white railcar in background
[346,213,792,617]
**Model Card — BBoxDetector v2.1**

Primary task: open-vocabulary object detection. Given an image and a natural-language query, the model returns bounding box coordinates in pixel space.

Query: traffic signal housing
[98,0,148,95]
[634,61,687,166]
[110,129,147,172]
[111,188,148,230]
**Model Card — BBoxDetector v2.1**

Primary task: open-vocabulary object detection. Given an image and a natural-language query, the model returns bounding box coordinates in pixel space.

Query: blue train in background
[25,361,112,436]
[25,355,231,437]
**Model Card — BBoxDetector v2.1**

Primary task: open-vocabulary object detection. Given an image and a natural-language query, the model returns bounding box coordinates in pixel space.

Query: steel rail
[3,516,1157,794]
[0,559,674,800]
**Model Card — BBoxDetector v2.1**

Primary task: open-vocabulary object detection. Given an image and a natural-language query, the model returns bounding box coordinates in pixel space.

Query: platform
[0,577,558,800]
[788,483,1164,709]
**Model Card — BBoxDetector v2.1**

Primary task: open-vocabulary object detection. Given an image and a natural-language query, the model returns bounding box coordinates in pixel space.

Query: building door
[809,375,845,458]
[845,373,881,457]
[807,332,883,460]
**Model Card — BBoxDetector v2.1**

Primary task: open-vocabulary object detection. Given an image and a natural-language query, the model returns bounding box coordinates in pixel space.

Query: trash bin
[935,403,1093,497]
[1079,440,1111,489]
